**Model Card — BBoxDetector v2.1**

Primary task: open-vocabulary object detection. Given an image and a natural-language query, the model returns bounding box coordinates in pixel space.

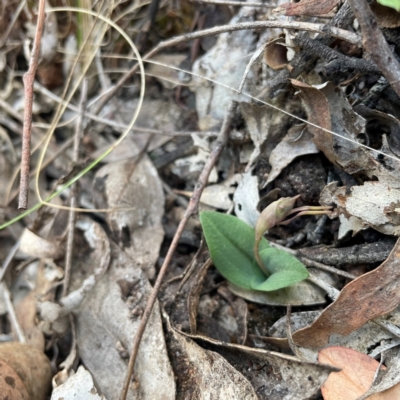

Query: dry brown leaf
[293,238,400,349]
[291,80,379,174]
[319,346,400,400]
[292,80,400,189]
[0,342,52,400]
[264,38,288,70]
[274,0,339,16]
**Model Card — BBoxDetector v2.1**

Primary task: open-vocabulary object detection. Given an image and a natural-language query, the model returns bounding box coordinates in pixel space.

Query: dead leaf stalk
[18,0,46,211]
[120,100,238,400]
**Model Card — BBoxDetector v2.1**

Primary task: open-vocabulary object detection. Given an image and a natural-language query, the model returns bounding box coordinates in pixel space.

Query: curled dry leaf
[274,0,340,16]
[19,229,64,259]
[292,238,400,349]
[292,81,374,173]
[264,37,288,70]
[0,342,52,400]
[267,126,319,185]
[320,181,400,235]
[319,346,400,400]
[76,243,175,400]
[93,156,164,279]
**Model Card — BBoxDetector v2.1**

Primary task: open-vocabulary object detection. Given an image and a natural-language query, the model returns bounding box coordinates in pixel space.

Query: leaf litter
[2,0,400,399]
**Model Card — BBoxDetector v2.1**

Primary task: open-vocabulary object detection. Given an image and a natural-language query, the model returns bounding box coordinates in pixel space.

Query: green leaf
[200,211,309,292]
[377,0,400,11]
[200,211,269,290]
[250,248,309,291]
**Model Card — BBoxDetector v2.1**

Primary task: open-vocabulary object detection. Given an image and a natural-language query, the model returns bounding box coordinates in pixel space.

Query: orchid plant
[200,196,332,292]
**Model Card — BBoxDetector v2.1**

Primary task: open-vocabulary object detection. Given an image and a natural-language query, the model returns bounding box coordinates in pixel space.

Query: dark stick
[293,35,380,76]
[267,1,354,97]
[347,0,400,97]
[120,100,238,400]
[18,0,46,210]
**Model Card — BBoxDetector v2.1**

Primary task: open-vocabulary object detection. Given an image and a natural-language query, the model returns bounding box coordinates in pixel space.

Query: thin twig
[62,80,88,298]
[347,0,400,97]
[120,100,238,400]
[18,0,46,210]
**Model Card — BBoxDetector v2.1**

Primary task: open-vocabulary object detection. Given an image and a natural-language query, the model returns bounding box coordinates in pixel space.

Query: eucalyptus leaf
[200,211,309,292]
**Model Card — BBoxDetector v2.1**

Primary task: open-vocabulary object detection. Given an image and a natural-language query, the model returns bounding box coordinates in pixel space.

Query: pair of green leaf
[200,211,308,292]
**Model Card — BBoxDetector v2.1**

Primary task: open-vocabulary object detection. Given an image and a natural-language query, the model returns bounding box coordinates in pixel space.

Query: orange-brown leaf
[293,238,400,349]
[0,342,52,400]
[319,346,400,400]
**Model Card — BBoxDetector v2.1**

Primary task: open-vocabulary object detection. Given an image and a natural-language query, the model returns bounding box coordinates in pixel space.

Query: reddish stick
[18,0,46,210]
